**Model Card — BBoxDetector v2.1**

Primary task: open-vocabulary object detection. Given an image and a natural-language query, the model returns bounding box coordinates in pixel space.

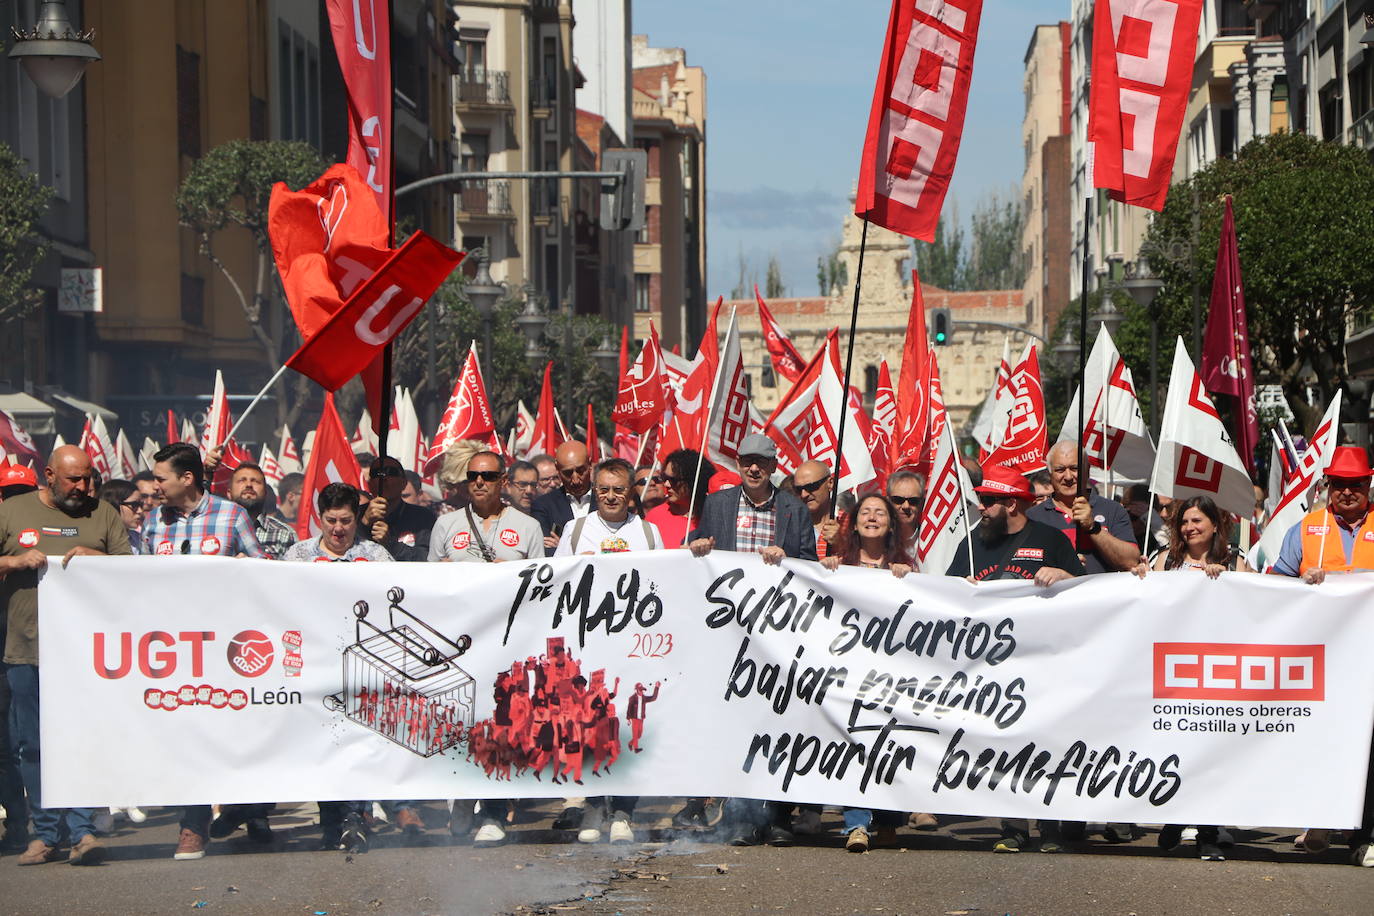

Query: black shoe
[341,812,369,853]
[765,825,795,847]
[319,829,343,851]
[672,801,706,830]
[727,827,761,847]
[449,803,473,837]
[552,806,583,831]
[209,808,248,839]
[1157,825,1184,851]
[245,817,274,844]
[1198,841,1225,861]
[1103,823,1135,843]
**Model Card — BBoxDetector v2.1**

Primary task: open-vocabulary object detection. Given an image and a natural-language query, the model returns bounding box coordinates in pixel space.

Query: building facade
[1022,22,1072,339]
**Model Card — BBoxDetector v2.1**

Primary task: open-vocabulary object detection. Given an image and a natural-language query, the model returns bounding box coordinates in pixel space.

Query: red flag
[753,286,804,383]
[0,409,40,465]
[870,359,897,484]
[166,409,178,446]
[855,0,984,241]
[663,300,722,455]
[890,283,931,472]
[618,325,629,380]
[531,362,564,456]
[983,344,1047,474]
[916,353,975,572]
[612,323,667,434]
[1089,0,1203,211]
[210,440,254,497]
[296,393,366,539]
[325,0,392,224]
[199,370,232,454]
[1201,195,1258,474]
[586,403,601,464]
[285,233,463,391]
[425,345,500,473]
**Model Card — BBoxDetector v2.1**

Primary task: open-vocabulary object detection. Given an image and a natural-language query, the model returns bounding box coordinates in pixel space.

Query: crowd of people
[1,431,1372,868]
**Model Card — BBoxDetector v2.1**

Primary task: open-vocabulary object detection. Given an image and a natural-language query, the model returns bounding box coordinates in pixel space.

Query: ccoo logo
[1153,643,1324,701]
[226,630,274,677]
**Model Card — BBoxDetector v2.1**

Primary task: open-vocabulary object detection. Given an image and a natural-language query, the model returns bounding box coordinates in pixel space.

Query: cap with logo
[1325,445,1374,480]
[973,463,1033,501]
[0,464,38,490]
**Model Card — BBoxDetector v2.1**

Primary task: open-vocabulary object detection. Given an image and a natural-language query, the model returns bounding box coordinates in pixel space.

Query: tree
[0,142,54,326]
[175,139,330,427]
[817,239,847,297]
[1131,132,1374,434]
[764,256,785,298]
[729,244,755,300]
[913,208,964,290]
[965,187,1024,291]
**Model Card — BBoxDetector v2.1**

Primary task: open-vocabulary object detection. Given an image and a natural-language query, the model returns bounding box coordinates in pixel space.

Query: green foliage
[914,209,964,290]
[175,139,329,246]
[816,240,847,296]
[764,256,785,298]
[914,190,1026,292]
[1135,132,1374,434]
[0,143,54,325]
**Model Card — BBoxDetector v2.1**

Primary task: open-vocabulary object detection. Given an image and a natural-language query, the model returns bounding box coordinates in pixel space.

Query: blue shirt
[1271,511,1363,576]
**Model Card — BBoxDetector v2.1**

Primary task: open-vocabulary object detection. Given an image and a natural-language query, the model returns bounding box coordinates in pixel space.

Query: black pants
[0,665,27,841]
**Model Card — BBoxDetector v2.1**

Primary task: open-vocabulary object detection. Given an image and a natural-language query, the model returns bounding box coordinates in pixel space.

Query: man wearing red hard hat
[0,465,38,502]
[946,462,1085,588]
[1270,444,1374,584]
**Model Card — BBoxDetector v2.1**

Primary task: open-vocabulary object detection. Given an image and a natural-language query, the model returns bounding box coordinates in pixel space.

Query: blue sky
[631,0,1072,299]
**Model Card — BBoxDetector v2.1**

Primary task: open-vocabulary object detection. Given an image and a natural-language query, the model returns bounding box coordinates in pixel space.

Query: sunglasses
[889,495,921,507]
[369,465,403,479]
[978,493,1012,507]
[466,470,502,482]
[796,475,831,494]
[120,500,145,511]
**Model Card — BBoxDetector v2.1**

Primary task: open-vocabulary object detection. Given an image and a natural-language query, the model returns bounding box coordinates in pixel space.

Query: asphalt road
[3,801,1372,915]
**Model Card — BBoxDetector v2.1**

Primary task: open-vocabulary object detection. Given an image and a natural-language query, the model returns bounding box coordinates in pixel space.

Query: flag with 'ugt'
[425,344,500,474]
[612,322,667,435]
[855,0,984,241]
[982,343,1047,474]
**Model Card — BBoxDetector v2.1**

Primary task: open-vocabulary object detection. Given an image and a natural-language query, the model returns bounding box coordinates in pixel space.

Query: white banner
[38,556,1374,827]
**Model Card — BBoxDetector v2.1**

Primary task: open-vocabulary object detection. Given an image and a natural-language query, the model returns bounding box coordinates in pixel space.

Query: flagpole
[220,364,290,448]
[945,413,975,575]
[375,8,400,461]
[1077,198,1091,501]
[832,219,869,517]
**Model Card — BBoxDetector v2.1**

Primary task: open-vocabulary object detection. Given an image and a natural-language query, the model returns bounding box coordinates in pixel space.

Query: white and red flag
[855,0,984,241]
[513,400,536,457]
[115,429,139,480]
[983,343,1047,474]
[1201,195,1259,474]
[79,415,114,480]
[425,344,500,473]
[278,425,303,474]
[870,359,898,483]
[296,392,366,539]
[259,444,285,491]
[612,323,667,435]
[658,299,723,458]
[209,440,254,497]
[1249,391,1342,571]
[1089,0,1203,211]
[530,362,564,457]
[916,352,975,573]
[970,337,1012,454]
[199,370,232,455]
[350,409,378,456]
[890,283,931,474]
[0,409,40,466]
[753,286,804,383]
[701,309,752,468]
[1060,324,1155,483]
[139,437,158,472]
[1150,338,1255,519]
[764,331,877,491]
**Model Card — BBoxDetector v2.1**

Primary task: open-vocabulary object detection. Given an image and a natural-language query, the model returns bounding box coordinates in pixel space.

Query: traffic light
[931,307,952,346]
[600,149,647,231]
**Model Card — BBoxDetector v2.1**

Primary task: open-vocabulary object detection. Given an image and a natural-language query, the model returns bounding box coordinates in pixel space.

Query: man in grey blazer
[686,434,817,564]
[686,433,817,846]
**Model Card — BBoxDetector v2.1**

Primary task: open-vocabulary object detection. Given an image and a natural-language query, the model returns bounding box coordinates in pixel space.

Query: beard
[50,484,90,514]
[234,494,266,516]
[977,512,1009,544]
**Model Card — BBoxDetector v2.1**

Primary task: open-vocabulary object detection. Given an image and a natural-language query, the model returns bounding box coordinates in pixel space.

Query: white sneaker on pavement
[1180,827,1198,843]
[473,821,506,846]
[609,818,633,845]
[126,806,148,824]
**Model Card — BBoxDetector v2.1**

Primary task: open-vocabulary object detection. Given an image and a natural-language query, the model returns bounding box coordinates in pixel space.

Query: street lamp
[464,248,505,367]
[514,284,551,368]
[1123,257,1166,432]
[590,333,619,377]
[7,0,101,99]
[1052,323,1080,403]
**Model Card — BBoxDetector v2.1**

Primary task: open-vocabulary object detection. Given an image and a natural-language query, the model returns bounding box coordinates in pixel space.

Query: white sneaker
[92,811,114,835]
[794,809,823,835]
[578,825,602,843]
[1357,844,1374,867]
[473,821,506,846]
[371,802,389,824]
[609,818,633,845]
[1180,827,1198,842]
[126,806,147,824]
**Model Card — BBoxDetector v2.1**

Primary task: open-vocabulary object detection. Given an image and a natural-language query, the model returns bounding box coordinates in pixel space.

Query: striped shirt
[141,491,268,558]
[735,488,778,555]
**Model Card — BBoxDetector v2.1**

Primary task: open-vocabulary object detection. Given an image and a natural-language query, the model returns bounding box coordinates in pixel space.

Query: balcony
[456,180,514,220]
[530,77,556,118]
[454,70,512,112]
[1351,107,1374,151]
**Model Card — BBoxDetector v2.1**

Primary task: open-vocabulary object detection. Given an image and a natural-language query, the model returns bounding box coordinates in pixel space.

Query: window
[461,37,487,81]
[634,274,652,312]
[180,274,205,326]
[461,134,489,172]
[277,21,321,146]
[177,45,202,159]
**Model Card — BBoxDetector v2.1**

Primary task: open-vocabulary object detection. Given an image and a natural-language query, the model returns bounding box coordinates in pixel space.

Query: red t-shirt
[645,503,697,549]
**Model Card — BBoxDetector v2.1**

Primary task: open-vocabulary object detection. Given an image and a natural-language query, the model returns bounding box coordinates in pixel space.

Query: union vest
[1298,508,1374,574]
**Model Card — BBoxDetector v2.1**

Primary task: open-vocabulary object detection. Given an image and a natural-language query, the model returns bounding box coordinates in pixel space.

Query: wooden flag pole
[832,219,870,517]
[1076,197,1091,501]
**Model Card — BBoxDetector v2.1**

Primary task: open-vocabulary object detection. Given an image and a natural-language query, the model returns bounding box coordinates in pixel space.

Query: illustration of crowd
[2,431,1372,869]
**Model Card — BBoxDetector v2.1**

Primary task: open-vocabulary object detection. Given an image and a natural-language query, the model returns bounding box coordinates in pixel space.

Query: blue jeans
[6,663,95,846]
[843,808,902,831]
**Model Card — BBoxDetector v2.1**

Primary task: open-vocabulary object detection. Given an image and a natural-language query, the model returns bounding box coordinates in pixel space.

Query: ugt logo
[226,630,275,678]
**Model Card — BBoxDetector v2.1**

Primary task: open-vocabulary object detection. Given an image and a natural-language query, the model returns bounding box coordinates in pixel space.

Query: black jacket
[531,487,596,537]
[688,486,817,560]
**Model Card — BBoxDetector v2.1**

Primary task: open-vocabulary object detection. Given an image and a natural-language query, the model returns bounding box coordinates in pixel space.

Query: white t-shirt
[553,512,662,555]
[429,506,546,562]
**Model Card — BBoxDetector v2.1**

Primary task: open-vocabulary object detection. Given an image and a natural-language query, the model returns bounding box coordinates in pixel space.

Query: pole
[220,364,289,448]
[376,9,398,461]
[1077,197,1091,500]
[832,219,870,517]
[685,308,737,546]
[1148,304,1159,434]
[1191,183,1201,360]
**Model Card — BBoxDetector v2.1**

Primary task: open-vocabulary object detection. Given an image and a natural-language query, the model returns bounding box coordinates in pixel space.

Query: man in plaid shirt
[229,462,295,559]
[141,443,269,861]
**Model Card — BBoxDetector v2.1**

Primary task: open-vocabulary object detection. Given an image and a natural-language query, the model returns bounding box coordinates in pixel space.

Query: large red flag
[296,393,366,539]
[983,344,1047,474]
[585,403,601,464]
[425,345,500,473]
[890,283,931,473]
[325,0,392,223]
[199,370,232,454]
[1201,195,1258,474]
[660,299,723,456]
[530,362,563,456]
[855,0,984,241]
[753,286,804,383]
[285,233,463,391]
[0,409,40,465]
[612,323,667,435]
[1089,0,1203,211]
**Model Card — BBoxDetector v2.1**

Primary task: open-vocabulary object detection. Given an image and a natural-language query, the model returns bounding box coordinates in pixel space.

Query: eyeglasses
[978,493,1012,507]
[538,475,560,486]
[369,465,403,479]
[889,495,922,507]
[510,479,537,489]
[655,475,684,486]
[466,470,502,482]
[594,485,629,496]
[796,475,831,494]
[1328,478,1369,492]
[738,455,772,469]
[634,478,651,488]
[120,500,145,511]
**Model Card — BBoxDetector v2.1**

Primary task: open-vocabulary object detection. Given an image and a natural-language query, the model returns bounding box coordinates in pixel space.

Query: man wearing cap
[947,464,1085,585]
[1026,440,1140,574]
[687,433,817,566]
[1269,444,1374,867]
[0,465,39,502]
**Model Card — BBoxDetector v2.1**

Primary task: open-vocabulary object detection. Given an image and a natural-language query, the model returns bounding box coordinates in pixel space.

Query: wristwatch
[1086,520,1102,536]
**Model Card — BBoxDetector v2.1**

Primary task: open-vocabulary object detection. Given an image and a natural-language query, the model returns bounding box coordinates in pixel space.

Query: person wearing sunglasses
[793,460,843,558]
[362,455,436,563]
[429,452,544,564]
[644,449,715,551]
[633,465,666,514]
[885,470,925,561]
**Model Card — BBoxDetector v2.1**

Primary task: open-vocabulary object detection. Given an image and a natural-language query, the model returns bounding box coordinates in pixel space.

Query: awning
[47,391,119,425]
[0,390,57,437]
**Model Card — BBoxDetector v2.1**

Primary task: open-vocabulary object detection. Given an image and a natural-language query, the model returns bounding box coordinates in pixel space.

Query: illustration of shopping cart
[325,587,476,757]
